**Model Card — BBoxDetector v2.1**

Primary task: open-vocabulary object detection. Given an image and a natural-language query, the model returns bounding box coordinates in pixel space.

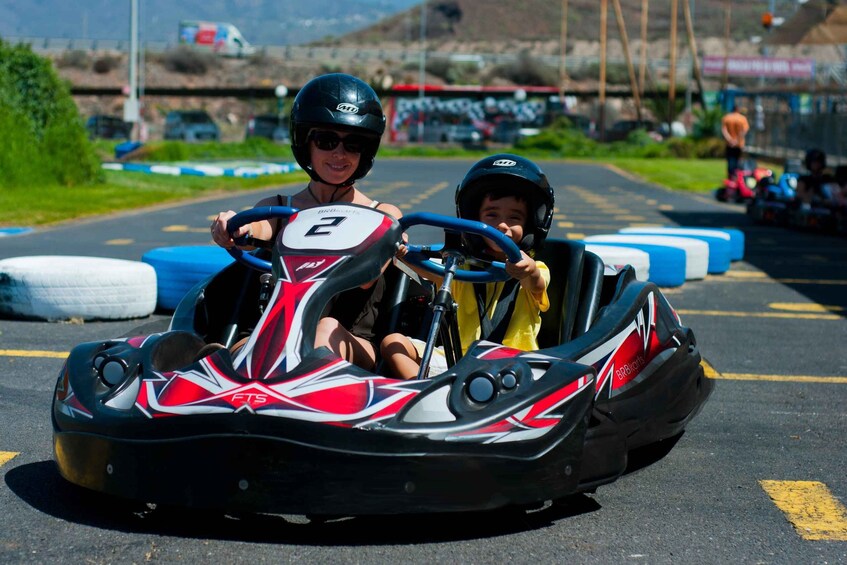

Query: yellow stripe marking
[769,302,844,313]
[658,204,674,211]
[105,238,134,245]
[723,271,767,278]
[678,309,841,321]
[0,349,68,359]
[556,221,575,228]
[0,452,19,467]
[760,480,847,541]
[566,233,586,240]
[613,215,646,221]
[162,225,209,233]
[701,360,847,383]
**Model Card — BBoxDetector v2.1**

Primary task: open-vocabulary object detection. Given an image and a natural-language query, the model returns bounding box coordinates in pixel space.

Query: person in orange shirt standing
[721,105,750,179]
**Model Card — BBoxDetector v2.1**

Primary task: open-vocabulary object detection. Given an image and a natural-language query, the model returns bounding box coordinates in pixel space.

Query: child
[381,154,555,379]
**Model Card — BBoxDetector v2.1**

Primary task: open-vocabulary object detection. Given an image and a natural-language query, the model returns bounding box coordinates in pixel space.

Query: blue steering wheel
[399,212,522,282]
[225,205,298,271]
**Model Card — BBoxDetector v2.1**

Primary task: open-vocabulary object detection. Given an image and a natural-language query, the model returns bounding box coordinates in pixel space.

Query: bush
[92,54,120,74]
[161,46,216,75]
[0,40,100,188]
[56,50,90,69]
[488,52,557,87]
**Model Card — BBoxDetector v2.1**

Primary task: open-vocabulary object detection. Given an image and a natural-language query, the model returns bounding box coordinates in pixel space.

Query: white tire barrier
[142,246,235,311]
[582,240,686,287]
[584,234,709,281]
[584,245,651,282]
[0,256,157,321]
[618,227,731,274]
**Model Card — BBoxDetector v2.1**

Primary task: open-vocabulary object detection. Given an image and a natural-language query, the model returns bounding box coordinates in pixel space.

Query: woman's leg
[315,317,377,371]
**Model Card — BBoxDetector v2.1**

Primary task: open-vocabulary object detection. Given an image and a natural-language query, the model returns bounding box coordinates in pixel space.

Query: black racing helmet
[455,154,555,252]
[804,148,826,171]
[290,73,386,187]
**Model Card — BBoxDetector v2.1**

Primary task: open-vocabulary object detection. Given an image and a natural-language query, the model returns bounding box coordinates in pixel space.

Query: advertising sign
[702,56,815,79]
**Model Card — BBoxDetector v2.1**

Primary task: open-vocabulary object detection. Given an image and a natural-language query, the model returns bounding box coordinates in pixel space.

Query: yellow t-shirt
[452,261,550,354]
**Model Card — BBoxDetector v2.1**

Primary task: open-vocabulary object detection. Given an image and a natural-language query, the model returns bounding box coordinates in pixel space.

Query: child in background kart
[210,73,402,371]
[381,154,554,379]
[795,148,836,208]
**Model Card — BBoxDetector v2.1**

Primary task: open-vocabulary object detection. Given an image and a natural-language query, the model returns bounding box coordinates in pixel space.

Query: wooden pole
[721,0,731,93]
[639,0,649,97]
[682,0,704,105]
[599,0,608,140]
[668,0,679,127]
[559,0,569,103]
[612,0,642,121]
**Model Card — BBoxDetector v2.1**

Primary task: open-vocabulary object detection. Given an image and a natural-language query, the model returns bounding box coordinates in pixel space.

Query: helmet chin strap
[519,234,535,252]
[305,166,356,191]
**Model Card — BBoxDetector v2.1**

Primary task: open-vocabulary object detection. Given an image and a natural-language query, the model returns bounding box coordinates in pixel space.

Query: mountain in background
[0,0,420,46]
[1,0,828,48]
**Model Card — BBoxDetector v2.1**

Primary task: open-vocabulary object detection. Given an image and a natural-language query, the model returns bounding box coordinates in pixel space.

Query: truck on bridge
[178,21,255,57]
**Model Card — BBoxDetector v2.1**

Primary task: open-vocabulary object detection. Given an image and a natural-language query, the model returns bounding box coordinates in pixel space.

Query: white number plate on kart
[281,206,386,251]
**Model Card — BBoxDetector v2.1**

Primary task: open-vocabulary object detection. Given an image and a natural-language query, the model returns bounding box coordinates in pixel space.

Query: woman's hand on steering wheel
[211,210,244,249]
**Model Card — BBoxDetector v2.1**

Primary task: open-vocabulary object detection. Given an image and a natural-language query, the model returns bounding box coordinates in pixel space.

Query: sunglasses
[309,130,371,154]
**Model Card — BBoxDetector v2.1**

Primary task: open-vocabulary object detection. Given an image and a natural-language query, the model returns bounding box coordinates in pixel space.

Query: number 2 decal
[305,216,346,236]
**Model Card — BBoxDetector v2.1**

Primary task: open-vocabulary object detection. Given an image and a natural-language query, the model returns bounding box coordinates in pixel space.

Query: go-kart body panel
[53,205,710,514]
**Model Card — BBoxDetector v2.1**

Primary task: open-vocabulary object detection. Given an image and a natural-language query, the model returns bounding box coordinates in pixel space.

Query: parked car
[245,114,290,143]
[491,119,540,144]
[409,122,484,146]
[163,110,220,142]
[85,115,132,140]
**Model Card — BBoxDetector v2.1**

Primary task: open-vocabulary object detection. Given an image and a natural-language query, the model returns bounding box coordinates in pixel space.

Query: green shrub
[92,54,121,74]
[161,46,216,75]
[0,40,100,188]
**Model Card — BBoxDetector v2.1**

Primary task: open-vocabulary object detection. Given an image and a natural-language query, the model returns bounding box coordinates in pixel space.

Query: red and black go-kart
[716,157,774,203]
[52,203,712,516]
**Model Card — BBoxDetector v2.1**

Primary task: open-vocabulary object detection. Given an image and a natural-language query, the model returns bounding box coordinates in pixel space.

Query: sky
[0,0,421,46]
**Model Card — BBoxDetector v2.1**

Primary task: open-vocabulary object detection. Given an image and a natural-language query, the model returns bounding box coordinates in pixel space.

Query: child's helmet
[455,153,555,252]
[289,73,386,187]
[804,148,826,171]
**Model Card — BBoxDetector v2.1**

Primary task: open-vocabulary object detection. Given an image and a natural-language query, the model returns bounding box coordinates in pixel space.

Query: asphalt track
[1,159,846,563]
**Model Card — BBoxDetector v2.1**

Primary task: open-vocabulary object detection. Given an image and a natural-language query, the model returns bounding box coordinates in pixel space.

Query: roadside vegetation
[1,43,728,228]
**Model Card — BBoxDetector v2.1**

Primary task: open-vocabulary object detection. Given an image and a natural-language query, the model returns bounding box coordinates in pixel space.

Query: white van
[178,21,256,57]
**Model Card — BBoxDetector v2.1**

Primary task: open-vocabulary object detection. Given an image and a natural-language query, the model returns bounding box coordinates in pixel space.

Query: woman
[211,73,402,371]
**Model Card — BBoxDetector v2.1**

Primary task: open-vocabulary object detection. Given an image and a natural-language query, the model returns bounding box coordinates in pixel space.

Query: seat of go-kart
[535,238,606,349]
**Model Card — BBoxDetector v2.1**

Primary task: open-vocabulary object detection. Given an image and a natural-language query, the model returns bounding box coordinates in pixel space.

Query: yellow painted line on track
[769,302,843,313]
[710,272,847,286]
[0,452,19,467]
[701,360,847,383]
[0,349,68,359]
[678,309,841,321]
[105,238,134,245]
[760,480,847,541]
[162,225,209,233]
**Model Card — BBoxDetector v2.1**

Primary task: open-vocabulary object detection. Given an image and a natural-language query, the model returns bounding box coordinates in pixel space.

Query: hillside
[342,0,817,44]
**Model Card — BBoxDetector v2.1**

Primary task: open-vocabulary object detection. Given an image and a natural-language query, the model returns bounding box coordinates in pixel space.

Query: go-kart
[52,203,712,515]
[716,158,773,203]
[747,162,801,226]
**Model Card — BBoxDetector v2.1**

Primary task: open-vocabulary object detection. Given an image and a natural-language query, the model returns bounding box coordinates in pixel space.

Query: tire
[617,227,731,274]
[581,240,685,288]
[584,234,709,281]
[0,256,157,321]
[142,246,235,311]
[583,244,651,282]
